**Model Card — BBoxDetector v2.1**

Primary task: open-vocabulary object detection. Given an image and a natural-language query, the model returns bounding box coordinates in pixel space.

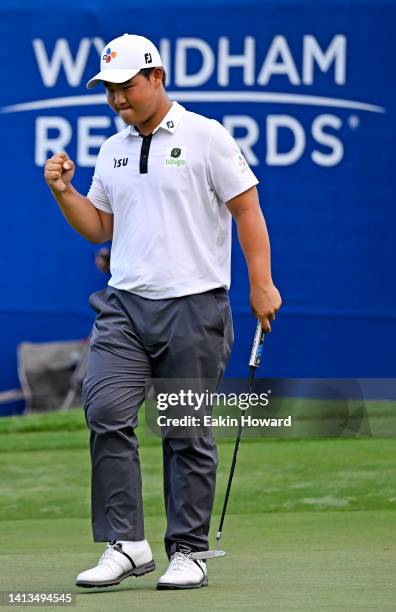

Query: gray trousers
[82,286,233,558]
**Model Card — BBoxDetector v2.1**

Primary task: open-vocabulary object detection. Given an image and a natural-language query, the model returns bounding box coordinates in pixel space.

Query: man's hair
[140,67,167,88]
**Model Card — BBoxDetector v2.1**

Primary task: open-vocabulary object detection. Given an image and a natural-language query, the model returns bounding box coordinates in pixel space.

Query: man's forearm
[52,184,108,243]
[235,206,273,287]
[227,187,281,331]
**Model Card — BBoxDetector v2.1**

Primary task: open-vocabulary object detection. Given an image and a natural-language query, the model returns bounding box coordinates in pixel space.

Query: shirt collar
[122,101,185,140]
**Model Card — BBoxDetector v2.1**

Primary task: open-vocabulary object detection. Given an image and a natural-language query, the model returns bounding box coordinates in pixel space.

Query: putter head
[190,550,226,560]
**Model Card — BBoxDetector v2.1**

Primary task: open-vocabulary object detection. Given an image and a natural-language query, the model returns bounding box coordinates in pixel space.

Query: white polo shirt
[87,101,258,299]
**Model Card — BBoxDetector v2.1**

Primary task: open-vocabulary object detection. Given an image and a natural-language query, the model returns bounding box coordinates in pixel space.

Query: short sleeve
[87,149,113,214]
[207,120,259,203]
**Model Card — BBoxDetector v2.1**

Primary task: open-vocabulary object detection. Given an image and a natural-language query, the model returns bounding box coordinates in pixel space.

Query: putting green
[0,409,395,610]
[0,512,395,610]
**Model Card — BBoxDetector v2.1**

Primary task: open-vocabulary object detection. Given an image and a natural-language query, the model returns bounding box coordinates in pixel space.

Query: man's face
[104,71,161,126]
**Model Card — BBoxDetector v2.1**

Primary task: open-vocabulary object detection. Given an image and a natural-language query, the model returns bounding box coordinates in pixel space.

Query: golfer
[44,33,281,590]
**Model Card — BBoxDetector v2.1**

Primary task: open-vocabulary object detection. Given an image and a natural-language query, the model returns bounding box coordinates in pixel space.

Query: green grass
[0,408,395,610]
[1,512,395,611]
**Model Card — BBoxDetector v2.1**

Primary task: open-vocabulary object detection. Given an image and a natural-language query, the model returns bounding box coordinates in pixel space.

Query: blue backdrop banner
[0,0,395,412]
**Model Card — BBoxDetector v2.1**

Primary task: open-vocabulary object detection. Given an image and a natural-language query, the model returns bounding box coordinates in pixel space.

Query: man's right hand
[44,152,75,194]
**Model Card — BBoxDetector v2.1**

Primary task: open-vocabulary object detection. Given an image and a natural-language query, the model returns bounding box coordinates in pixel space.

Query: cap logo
[103,47,117,64]
[144,52,152,64]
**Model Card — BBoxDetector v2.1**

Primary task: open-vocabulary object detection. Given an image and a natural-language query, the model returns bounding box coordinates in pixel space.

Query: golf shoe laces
[169,551,195,571]
[98,544,114,565]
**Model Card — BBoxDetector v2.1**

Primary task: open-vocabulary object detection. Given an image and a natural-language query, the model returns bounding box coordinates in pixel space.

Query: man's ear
[153,67,164,86]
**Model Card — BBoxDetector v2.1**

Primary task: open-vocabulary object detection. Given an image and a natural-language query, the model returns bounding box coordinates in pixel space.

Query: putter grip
[249,321,265,368]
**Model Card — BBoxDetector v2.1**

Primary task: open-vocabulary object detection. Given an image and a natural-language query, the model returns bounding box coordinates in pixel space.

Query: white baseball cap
[86,33,163,89]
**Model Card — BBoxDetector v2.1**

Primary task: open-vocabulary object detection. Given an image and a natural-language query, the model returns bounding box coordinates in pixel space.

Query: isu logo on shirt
[113,157,129,168]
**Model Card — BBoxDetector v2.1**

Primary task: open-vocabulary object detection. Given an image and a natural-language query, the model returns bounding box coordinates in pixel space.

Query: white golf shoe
[75,540,155,588]
[157,551,208,589]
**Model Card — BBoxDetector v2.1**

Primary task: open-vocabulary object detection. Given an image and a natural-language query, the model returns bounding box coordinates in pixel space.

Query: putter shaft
[216,321,265,542]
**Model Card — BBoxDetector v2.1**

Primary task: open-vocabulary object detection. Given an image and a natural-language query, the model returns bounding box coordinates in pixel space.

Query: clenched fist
[44,152,75,193]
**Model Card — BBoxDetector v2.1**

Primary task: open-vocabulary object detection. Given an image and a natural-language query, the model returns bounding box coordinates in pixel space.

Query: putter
[190,320,265,561]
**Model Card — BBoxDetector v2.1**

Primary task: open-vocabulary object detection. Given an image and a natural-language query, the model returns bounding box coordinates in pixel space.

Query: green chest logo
[166,146,186,166]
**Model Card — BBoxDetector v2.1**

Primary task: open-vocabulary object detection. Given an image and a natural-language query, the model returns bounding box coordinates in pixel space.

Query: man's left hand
[250,282,282,333]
